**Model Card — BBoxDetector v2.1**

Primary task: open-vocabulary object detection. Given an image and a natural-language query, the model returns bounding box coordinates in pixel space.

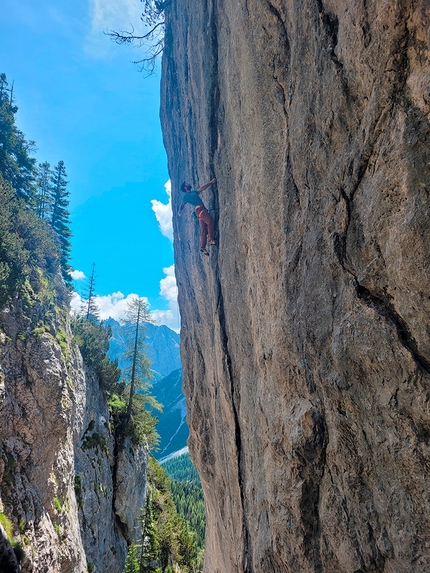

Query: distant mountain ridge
[107,318,181,379]
[152,369,189,460]
[106,319,188,459]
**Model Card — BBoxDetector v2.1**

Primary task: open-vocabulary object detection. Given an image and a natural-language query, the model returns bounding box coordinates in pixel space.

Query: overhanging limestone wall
[161,2,430,571]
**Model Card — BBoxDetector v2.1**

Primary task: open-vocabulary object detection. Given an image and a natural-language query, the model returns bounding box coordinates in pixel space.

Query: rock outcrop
[161,1,430,572]
[0,301,148,572]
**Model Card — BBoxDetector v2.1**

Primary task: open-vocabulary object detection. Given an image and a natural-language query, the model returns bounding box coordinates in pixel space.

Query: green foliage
[71,317,121,391]
[82,432,109,455]
[163,454,206,556]
[72,311,160,448]
[116,297,162,448]
[56,328,68,358]
[163,453,200,483]
[32,323,50,339]
[126,391,161,447]
[36,161,53,219]
[108,392,127,420]
[13,541,25,562]
[18,518,26,534]
[137,457,201,573]
[0,512,13,541]
[123,541,140,573]
[0,73,37,202]
[0,73,72,309]
[169,481,205,552]
[81,262,99,320]
[0,513,25,562]
[50,160,72,283]
[0,173,64,308]
[139,489,158,572]
[53,497,62,513]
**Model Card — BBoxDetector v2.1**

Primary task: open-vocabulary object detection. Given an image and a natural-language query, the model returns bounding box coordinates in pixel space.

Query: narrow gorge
[161,1,430,572]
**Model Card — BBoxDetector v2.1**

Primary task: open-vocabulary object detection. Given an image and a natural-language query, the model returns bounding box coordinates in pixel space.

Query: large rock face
[0,302,148,572]
[161,1,430,572]
[0,303,88,572]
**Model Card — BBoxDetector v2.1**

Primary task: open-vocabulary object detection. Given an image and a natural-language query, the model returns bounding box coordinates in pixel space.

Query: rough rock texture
[161,1,430,572]
[75,370,148,573]
[0,302,148,572]
[0,303,88,572]
[114,436,148,540]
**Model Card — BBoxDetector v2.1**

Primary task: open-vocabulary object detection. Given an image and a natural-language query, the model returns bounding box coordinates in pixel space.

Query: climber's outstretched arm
[197,178,216,193]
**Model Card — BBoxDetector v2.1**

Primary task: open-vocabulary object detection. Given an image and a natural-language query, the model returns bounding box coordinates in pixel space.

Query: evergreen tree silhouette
[0,73,37,203]
[82,262,99,319]
[35,161,53,219]
[50,160,72,283]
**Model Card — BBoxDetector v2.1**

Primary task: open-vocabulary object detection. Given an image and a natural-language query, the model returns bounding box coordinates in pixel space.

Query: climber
[178,178,217,255]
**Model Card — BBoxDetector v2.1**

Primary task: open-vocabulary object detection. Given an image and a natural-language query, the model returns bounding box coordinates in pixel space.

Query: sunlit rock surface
[161,1,430,571]
[0,303,148,572]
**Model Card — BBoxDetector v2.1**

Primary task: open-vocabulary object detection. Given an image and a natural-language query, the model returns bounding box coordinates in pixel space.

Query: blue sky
[1,0,178,329]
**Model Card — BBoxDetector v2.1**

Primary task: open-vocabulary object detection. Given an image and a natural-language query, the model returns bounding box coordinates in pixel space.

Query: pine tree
[0,73,37,203]
[82,262,99,319]
[50,160,72,283]
[35,161,53,219]
[123,541,140,573]
[123,297,160,426]
[140,489,159,572]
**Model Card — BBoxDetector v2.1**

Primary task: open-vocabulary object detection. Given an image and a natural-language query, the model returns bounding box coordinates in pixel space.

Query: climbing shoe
[200,248,209,256]
[209,240,216,246]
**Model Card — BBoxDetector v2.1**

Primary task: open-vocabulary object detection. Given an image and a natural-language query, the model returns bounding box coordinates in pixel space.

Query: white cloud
[86,0,144,57]
[70,269,86,280]
[70,273,180,331]
[70,292,84,316]
[151,180,173,241]
[159,264,177,302]
[151,265,180,332]
[70,291,148,322]
[96,292,148,321]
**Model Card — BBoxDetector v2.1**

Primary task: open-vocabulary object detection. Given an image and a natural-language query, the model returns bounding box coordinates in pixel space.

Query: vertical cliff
[160,1,430,572]
[0,300,148,572]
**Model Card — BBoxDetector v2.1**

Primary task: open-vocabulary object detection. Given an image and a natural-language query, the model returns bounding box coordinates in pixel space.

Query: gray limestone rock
[0,305,87,572]
[0,302,148,572]
[161,1,430,571]
[0,522,20,573]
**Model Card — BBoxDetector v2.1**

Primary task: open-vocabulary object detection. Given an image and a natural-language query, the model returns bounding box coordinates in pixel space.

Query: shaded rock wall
[161,1,430,572]
[0,303,148,572]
